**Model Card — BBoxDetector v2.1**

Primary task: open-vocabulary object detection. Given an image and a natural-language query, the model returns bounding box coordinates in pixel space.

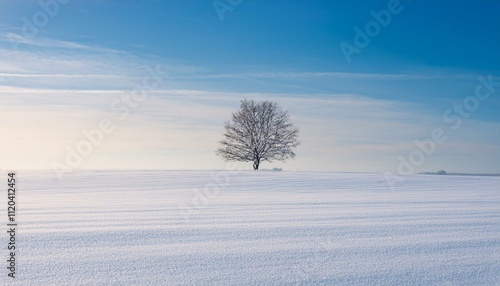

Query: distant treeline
[419,172,500,177]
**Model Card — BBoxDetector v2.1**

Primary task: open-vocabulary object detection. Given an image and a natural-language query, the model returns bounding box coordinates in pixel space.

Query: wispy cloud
[0,32,213,93]
[0,73,119,79]
[171,71,492,81]
[2,32,128,54]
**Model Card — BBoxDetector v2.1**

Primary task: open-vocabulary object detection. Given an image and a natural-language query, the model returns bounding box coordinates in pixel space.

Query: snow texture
[2,170,499,285]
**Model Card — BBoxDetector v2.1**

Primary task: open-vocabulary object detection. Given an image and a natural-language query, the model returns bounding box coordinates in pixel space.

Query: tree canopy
[216,99,300,170]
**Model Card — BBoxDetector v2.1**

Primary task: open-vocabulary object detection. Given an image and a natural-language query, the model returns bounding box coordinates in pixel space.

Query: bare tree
[216,99,300,170]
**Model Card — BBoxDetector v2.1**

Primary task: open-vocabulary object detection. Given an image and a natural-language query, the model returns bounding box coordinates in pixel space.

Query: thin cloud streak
[0,73,120,79]
[172,71,493,81]
[2,32,129,55]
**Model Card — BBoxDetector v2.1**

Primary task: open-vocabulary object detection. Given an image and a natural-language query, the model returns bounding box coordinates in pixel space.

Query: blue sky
[1,0,499,173]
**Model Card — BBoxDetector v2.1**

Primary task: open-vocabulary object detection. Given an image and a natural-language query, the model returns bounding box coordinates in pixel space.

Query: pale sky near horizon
[1,0,499,173]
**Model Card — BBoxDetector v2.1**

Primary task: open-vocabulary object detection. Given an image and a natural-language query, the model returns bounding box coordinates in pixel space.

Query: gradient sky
[1,0,499,173]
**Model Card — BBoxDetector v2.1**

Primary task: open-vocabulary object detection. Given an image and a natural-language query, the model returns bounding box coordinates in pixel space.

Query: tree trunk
[253,151,260,170]
[253,161,259,170]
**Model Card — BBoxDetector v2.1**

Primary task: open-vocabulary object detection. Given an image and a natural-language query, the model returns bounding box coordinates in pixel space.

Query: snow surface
[2,170,500,285]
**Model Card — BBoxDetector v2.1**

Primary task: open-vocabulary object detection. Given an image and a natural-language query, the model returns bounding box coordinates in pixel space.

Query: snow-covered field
[3,170,500,285]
